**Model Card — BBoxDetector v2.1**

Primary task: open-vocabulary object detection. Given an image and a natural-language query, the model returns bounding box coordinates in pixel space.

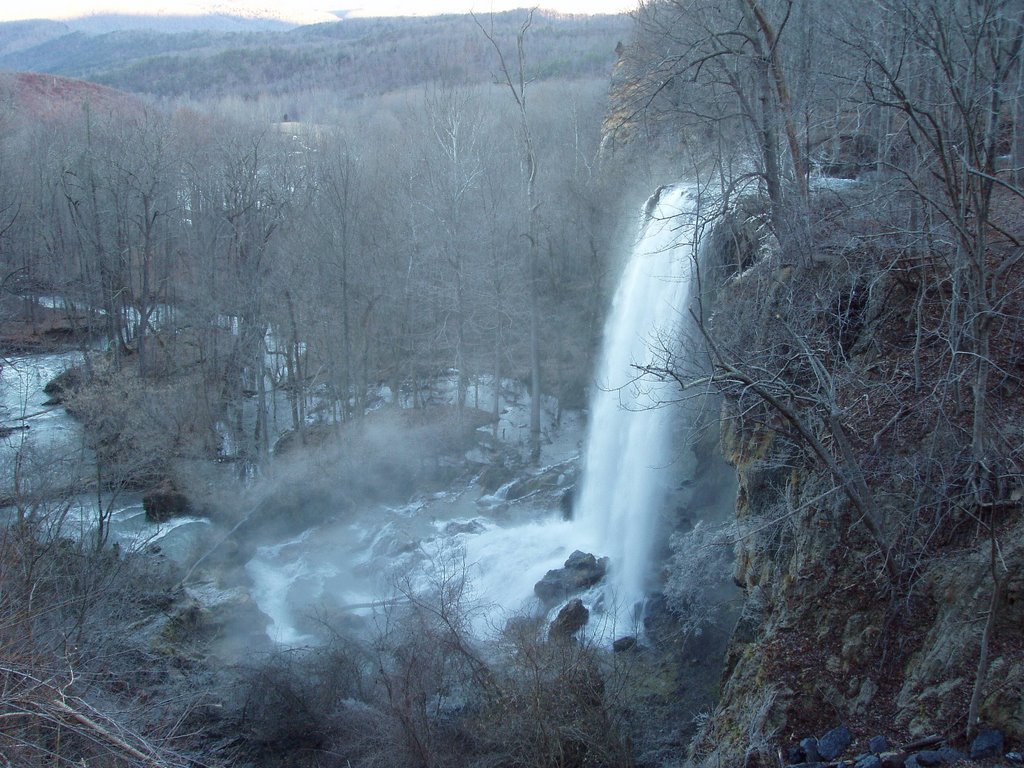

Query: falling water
[574,184,699,631]
[245,185,705,644]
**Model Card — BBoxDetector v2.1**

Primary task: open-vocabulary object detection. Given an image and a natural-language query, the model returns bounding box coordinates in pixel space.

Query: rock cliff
[688,202,1024,765]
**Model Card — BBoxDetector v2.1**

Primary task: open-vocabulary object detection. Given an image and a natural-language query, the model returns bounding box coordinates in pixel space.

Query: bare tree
[855,0,1024,506]
[476,9,545,463]
[416,85,486,418]
[626,0,815,248]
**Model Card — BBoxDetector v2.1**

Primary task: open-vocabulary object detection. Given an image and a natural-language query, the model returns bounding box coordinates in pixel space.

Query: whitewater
[243,184,703,644]
[459,183,700,638]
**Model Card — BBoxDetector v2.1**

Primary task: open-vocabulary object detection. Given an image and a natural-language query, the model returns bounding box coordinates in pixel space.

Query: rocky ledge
[773,726,1019,768]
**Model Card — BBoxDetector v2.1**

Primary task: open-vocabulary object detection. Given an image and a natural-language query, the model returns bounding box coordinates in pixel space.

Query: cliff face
[600,40,688,161]
[698,423,1024,764]
[687,204,1024,765]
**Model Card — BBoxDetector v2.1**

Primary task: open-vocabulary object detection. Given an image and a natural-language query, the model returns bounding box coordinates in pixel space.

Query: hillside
[0,70,142,119]
[0,11,630,100]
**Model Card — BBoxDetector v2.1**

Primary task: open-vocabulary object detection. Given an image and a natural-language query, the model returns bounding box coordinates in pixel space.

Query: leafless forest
[0,1,1021,766]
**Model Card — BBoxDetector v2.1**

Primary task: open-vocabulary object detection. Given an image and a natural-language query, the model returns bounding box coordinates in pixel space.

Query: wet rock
[564,550,594,569]
[869,736,890,754]
[444,519,485,535]
[612,636,637,653]
[800,737,820,764]
[879,752,905,768]
[43,364,84,404]
[368,527,419,559]
[549,598,589,640]
[904,748,964,768]
[970,729,1004,760]
[855,756,882,768]
[477,460,520,495]
[1006,751,1023,763]
[534,550,607,603]
[818,724,853,761]
[560,486,575,520]
[505,464,571,501]
[640,592,677,649]
[144,482,194,522]
[786,745,806,764]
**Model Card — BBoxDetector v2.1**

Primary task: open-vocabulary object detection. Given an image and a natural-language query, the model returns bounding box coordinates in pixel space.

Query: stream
[0,349,209,552]
[1,183,704,649]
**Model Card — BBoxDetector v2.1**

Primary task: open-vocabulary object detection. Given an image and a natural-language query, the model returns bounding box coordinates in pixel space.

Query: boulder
[565,550,598,570]
[904,748,964,768]
[969,730,1004,760]
[477,460,521,495]
[818,725,853,761]
[444,519,486,535]
[534,550,608,603]
[612,636,637,653]
[505,463,572,502]
[868,736,890,755]
[800,737,820,764]
[144,483,194,522]
[549,598,589,640]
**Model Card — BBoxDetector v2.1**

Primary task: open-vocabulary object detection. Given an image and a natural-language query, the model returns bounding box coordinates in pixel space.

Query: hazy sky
[0,0,634,25]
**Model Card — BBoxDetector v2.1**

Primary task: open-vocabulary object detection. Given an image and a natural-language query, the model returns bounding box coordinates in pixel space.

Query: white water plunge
[465,184,703,637]
[244,185,705,644]
[573,183,700,629]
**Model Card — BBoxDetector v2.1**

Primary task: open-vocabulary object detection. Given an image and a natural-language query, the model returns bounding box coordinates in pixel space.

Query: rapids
[247,184,704,644]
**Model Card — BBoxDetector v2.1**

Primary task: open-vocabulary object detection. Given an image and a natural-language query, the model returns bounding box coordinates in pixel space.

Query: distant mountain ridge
[3,1,342,32]
[0,10,630,101]
[0,20,71,57]
[44,13,310,34]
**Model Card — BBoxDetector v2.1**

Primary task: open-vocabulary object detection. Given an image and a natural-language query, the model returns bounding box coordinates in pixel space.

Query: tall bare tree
[476,9,544,463]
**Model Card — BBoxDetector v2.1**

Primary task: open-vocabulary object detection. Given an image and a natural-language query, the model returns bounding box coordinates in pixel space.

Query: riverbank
[0,295,101,353]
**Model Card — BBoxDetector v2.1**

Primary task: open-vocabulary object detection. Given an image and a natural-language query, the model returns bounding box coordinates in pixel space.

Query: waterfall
[574,184,699,631]
[244,184,707,645]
